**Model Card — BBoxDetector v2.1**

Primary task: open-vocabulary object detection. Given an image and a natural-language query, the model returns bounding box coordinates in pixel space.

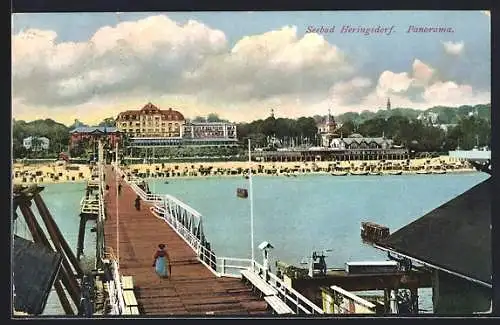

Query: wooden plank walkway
[103,166,269,315]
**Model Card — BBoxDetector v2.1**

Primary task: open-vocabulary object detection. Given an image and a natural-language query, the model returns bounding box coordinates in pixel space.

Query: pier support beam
[383,289,390,313]
[409,287,419,313]
[18,201,78,314]
[33,194,84,278]
[77,214,90,261]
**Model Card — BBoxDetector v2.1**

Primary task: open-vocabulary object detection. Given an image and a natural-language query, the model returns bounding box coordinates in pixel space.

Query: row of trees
[336,115,490,152]
[12,104,491,159]
[334,104,491,125]
[234,113,490,152]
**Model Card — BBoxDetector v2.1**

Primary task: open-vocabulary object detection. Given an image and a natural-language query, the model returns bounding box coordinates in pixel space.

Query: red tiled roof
[117,103,185,121]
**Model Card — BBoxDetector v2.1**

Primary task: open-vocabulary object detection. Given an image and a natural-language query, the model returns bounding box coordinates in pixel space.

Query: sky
[12,11,491,125]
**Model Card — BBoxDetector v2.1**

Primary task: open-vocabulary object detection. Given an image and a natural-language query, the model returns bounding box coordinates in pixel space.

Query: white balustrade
[116,165,323,315]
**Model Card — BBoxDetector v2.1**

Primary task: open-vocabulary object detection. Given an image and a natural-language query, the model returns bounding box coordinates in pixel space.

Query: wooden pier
[102,166,269,315]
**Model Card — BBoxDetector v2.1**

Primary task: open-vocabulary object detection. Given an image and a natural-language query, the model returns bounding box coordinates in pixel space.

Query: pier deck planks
[103,166,269,316]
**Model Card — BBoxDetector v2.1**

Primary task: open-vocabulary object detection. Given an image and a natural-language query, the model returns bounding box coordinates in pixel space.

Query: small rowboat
[236,188,248,198]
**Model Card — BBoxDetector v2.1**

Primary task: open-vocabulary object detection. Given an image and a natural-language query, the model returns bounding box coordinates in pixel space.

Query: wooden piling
[410,287,419,313]
[18,203,76,315]
[383,289,390,313]
[54,279,75,315]
[33,194,84,277]
[19,204,82,307]
[76,215,88,261]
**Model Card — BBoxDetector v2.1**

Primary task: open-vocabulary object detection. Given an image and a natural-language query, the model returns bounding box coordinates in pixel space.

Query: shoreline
[11,156,478,186]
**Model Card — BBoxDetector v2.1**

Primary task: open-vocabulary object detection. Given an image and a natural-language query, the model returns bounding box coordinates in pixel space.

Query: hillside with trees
[12,103,491,159]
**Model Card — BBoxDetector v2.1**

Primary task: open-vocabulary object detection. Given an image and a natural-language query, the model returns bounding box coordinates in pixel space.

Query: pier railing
[117,165,323,314]
[252,261,324,314]
[100,163,127,315]
[103,248,127,315]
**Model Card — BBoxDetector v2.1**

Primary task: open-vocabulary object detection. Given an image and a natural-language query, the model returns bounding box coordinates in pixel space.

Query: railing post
[221,258,225,276]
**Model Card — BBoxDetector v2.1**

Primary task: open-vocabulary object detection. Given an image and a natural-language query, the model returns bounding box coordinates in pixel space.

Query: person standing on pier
[152,244,171,278]
[134,195,141,211]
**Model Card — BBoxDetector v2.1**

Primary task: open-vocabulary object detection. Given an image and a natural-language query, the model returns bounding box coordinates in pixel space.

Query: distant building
[23,136,50,151]
[69,126,121,148]
[329,133,393,150]
[439,124,458,133]
[387,97,391,110]
[182,122,237,140]
[116,102,185,138]
[317,109,338,147]
[116,102,238,147]
[417,112,439,125]
[468,108,479,117]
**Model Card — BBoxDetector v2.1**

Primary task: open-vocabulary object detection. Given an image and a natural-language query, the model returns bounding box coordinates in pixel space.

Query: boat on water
[416,168,431,174]
[385,170,403,175]
[350,170,369,176]
[432,166,447,174]
[236,188,248,198]
[368,170,382,176]
[331,170,348,176]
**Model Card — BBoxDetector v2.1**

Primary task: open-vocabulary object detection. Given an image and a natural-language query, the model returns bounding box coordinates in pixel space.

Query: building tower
[270,108,275,118]
[317,108,337,147]
[387,97,391,110]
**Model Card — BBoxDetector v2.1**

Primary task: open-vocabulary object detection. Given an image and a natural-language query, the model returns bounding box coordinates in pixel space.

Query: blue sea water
[20,172,489,314]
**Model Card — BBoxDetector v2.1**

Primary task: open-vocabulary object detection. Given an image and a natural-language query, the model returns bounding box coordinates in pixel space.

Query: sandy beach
[11,156,476,186]
[120,156,475,179]
[12,162,93,186]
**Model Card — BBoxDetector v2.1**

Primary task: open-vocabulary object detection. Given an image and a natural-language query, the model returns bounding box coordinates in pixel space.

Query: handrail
[252,261,324,314]
[120,166,323,314]
[111,260,126,314]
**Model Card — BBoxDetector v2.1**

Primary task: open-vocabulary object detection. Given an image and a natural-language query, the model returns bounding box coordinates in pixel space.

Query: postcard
[12,10,491,317]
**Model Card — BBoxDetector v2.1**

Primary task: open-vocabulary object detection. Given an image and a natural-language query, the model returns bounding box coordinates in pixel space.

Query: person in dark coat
[134,195,141,211]
[118,183,122,195]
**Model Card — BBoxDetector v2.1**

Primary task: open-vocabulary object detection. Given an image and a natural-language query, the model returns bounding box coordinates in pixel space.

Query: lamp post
[248,139,255,269]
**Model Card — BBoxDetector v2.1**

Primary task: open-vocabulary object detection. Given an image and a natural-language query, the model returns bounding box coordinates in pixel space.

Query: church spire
[387,97,391,110]
[326,108,331,124]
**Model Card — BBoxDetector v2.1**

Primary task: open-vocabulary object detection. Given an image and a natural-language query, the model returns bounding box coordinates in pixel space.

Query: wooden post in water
[33,194,84,278]
[383,288,390,314]
[19,203,82,307]
[76,215,88,261]
[18,201,76,315]
[410,287,419,314]
[54,279,75,315]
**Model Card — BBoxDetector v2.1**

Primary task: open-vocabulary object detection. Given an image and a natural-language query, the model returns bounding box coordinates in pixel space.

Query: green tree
[98,117,117,127]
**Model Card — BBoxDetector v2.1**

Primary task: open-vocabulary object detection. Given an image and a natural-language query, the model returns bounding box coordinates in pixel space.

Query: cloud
[183,26,352,102]
[13,15,228,107]
[358,59,488,110]
[12,16,353,112]
[12,14,489,124]
[411,59,435,86]
[442,41,464,55]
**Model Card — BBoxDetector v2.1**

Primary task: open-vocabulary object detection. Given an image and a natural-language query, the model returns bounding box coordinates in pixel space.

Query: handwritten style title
[306,25,455,36]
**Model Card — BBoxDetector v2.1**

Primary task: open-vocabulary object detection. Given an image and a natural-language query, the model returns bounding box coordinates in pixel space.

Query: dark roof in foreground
[13,235,63,315]
[379,177,491,286]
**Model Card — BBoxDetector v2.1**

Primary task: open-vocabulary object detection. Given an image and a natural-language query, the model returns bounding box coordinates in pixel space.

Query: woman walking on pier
[152,244,171,278]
